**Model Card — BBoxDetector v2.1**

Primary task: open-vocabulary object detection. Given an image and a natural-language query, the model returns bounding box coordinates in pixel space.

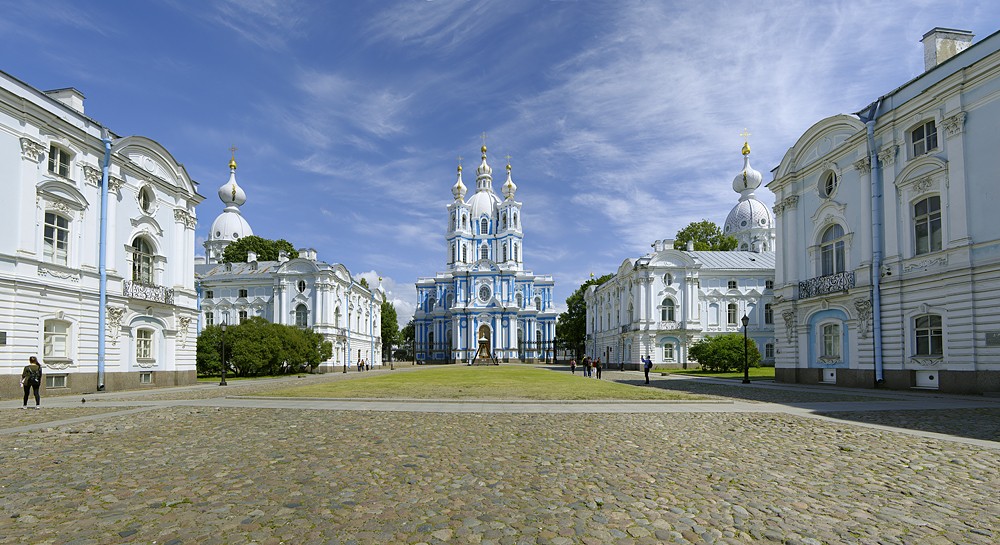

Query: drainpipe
[97,128,111,391]
[347,280,352,370]
[859,100,885,385]
[369,284,374,366]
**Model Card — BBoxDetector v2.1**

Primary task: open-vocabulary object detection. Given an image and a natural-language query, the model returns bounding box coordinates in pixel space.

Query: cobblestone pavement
[1,367,998,545]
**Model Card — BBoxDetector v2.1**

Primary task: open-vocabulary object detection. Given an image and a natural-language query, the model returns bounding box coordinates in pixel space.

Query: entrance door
[477,324,491,359]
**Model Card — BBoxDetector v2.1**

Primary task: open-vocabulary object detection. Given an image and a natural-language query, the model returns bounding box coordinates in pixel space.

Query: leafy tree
[673,220,738,251]
[380,301,399,360]
[555,273,613,357]
[401,319,415,344]
[196,325,224,376]
[359,277,369,289]
[688,333,760,372]
[221,235,298,263]
[302,329,333,371]
[226,317,279,376]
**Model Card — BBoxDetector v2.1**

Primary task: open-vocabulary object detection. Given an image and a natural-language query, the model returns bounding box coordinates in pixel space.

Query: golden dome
[742,141,751,156]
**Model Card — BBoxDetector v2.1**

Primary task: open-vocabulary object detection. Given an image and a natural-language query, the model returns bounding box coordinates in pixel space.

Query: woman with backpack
[21,355,42,409]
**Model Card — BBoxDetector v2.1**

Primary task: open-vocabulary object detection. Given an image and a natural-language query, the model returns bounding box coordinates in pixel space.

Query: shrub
[688,333,760,372]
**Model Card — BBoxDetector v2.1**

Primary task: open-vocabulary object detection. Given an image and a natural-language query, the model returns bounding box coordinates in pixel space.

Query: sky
[3,1,998,323]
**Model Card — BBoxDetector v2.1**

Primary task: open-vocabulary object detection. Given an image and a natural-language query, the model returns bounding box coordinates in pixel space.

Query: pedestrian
[21,355,42,409]
[595,357,602,380]
[570,358,576,374]
[642,355,652,384]
[583,356,592,377]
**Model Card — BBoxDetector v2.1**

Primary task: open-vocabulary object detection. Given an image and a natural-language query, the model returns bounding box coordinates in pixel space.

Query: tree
[380,301,399,360]
[688,333,761,372]
[359,277,369,289]
[397,319,415,360]
[196,325,224,376]
[196,318,333,376]
[221,235,298,263]
[555,273,613,357]
[673,220,738,251]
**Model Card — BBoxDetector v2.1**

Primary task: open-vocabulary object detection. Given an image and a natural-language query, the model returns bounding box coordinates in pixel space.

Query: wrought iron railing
[123,281,175,305]
[798,271,854,299]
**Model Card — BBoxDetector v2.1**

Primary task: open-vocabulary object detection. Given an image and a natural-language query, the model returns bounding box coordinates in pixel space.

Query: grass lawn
[266,365,705,400]
[660,366,776,380]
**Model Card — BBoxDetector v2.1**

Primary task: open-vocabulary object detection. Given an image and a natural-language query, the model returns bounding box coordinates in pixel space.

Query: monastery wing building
[0,71,203,395]
[195,157,382,371]
[585,144,776,368]
[414,145,557,363]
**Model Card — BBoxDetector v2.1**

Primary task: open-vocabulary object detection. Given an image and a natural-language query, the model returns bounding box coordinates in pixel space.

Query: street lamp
[220,321,228,386]
[741,314,750,384]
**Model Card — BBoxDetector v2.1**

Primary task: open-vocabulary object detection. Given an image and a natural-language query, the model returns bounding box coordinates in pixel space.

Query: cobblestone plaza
[1,368,997,544]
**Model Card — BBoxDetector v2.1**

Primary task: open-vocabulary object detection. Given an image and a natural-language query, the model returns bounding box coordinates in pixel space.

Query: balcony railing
[123,281,175,305]
[798,271,854,299]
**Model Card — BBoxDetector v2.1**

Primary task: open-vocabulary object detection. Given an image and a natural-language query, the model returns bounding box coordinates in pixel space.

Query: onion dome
[218,156,247,207]
[502,161,517,200]
[452,163,467,200]
[209,155,253,242]
[732,142,763,193]
[724,139,774,242]
[476,145,492,177]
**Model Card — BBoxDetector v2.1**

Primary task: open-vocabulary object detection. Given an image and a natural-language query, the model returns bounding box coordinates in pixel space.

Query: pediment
[776,115,865,178]
[112,136,196,195]
[278,259,320,275]
[37,179,89,210]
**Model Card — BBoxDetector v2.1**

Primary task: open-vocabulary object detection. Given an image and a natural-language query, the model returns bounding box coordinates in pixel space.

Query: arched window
[820,224,846,276]
[334,306,341,327]
[462,245,467,263]
[451,243,456,263]
[914,314,943,356]
[513,243,519,262]
[428,331,435,351]
[502,213,507,230]
[480,244,488,261]
[513,212,518,226]
[462,215,467,229]
[295,304,308,327]
[535,297,542,311]
[914,196,942,255]
[446,294,453,309]
[427,294,436,311]
[131,237,154,284]
[727,303,738,325]
[43,212,70,265]
[502,243,508,262]
[481,218,488,234]
[661,299,675,321]
[764,303,773,324]
[536,330,542,349]
[516,292,523,308]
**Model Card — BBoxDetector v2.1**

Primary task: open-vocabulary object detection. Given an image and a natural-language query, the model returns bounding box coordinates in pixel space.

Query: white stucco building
[586,144,776,368]
[0,71,204,396]
[195,159,382,370]
[770,28,1000,394]
[414,145,558,363]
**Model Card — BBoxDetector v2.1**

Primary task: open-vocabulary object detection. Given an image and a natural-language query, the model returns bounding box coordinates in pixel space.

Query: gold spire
[457,155,462,172]
[740,128,751,156]
[505,153,512,172]
[229,144,238,169]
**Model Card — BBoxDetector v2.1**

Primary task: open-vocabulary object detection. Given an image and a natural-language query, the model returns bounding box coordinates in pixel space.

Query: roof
[685,251,775,270]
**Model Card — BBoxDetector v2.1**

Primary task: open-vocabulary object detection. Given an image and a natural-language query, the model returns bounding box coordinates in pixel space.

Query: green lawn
[266,365,704,400]
[660,366,776,380]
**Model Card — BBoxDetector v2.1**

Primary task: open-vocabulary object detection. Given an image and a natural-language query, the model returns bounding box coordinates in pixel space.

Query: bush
[688,333,761,372]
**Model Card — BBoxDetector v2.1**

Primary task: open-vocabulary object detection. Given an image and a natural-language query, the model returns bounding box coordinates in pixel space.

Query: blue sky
[3,1,998,322]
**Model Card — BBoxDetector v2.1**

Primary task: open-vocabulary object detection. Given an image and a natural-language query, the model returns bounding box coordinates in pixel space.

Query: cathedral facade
[414,146,557,363]
[196,158,383,371]
[585,144,776,368]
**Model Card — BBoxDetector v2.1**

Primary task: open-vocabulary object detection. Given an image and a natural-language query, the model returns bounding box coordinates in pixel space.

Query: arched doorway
[476,324,491,360]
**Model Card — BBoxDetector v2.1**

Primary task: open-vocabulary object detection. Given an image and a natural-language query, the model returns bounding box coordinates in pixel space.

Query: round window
[215,231,221,237]
[479,285,491,302]
[740,220,747,227]
[820,171,838,198]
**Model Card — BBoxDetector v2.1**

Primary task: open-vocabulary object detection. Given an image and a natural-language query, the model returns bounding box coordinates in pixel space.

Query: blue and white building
[586,144,776,368]
[770,28,1000,394]
[414,145,557,363]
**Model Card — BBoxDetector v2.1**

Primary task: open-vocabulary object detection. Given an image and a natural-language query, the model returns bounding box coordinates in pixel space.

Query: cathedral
[585,142,776,368]
[414,145,558,363]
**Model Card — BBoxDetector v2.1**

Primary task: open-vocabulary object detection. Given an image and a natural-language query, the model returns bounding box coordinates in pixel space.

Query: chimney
[44,88,86,114]
[921,28,973,71]
[247,251,257,263]
[686,240,694,251]
[278,250,289,264]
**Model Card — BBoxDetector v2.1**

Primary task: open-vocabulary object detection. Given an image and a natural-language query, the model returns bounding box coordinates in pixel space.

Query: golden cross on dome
[740,128,752,156]
[457,155,462,166]
[505,153,512,168]
[740,128,751,140]
[228,144,238,170]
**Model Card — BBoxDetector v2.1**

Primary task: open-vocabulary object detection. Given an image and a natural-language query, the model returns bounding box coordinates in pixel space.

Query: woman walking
[21,355,42,409]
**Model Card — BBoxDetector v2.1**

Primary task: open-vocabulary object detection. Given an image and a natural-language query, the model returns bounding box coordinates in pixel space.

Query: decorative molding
[942,111,966,137]
[854,298,872,339]
[912,176,934,193]
[38,266,80,282]
[106,306,125,345]
[178,316,192,348]
[174,209,197,229]
[84,165,101,186]
[853,156,871,174]
[817,356,843,364]
[20,137,45,163]
[903,256,948,273]
[773,195,800,216]
[44,358,74,370]
[109,176,125,192]
[798,271,855,299]
[878,145,898,167]
[136,358,157,369]
[782,309,796,342]
[911,356,943,367]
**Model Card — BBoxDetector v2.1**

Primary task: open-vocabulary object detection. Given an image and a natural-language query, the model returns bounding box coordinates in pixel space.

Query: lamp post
[741,314,750,384]
[220,321,228,386]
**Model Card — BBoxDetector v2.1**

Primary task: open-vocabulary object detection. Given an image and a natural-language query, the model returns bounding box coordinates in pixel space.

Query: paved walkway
[1,367,997,544]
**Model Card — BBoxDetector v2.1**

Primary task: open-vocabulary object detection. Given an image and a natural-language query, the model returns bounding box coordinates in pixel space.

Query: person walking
[583,356,592,377]
[642,355,652,385]
[594,358,602,380]
[570,358,576,374]
[21,355,42,409]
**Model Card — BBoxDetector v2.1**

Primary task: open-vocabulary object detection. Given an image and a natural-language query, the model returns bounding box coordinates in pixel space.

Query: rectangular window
[45,374,67,388]
[44,321,68,358]
[139,372,153,384]
[765,343,774,359]
[43,212,70,265]
[239,289,248,298]
[239,310,248,323]
[136,329,153,360]
[765,280,774,290]
[764,304,773,325]
[205,290,214,299]
[911,120,938,157]
[663,343,674,361]
[914,196,942,255]
[205,312,214,326]
[727,304,737,325]
[915,315,943,356]
[48,145,70,177]
[728,280,737,289]
[821,324,840,358]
